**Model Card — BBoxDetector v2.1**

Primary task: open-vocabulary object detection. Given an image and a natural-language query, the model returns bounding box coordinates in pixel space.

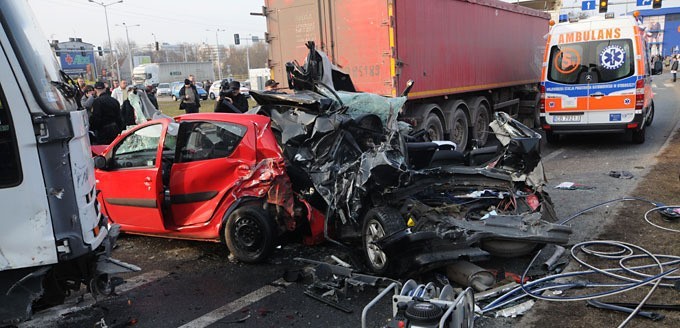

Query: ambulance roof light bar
[605,12,615,19]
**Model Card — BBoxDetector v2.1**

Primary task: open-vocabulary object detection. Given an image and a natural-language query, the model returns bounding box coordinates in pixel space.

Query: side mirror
[93,155,107,169]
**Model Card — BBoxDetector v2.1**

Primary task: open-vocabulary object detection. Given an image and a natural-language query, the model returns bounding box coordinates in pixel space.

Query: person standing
[263,79,284,94]
[80,85,95,115]
[226,81,248,112]
[90,82,123,145]
[671,55,679,82]
[111,80,128,106]
[179,78,200,113]
[77,77,87,92]
[146,85,159,109]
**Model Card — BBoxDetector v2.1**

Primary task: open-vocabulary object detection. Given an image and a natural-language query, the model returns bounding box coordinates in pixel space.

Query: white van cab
[540,13,660,144]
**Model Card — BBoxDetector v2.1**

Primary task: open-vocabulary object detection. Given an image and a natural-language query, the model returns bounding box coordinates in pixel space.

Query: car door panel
[169,120,256,227]
[96,122,167,232]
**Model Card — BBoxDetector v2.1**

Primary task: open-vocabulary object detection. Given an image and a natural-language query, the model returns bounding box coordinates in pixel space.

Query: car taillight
[635,79,644,110]
[539,85,546,113]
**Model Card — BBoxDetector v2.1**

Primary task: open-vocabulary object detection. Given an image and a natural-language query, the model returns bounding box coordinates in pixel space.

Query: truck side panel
[395,0,548,99]
[266,0,548,98]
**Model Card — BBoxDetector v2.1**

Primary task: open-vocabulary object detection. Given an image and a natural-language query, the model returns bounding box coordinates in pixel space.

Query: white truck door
[0,41,58,270]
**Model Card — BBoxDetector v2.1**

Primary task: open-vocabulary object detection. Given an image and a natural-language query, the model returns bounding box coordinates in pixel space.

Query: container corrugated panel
[395,0,549,99]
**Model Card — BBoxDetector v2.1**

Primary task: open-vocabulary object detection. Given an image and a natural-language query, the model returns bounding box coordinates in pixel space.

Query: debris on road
[446,261,495,292]
[494,300,534,318]
[554,182,596,190]
[608,170,634,179]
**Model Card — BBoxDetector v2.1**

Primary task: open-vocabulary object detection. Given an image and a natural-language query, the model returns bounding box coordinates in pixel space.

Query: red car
[93,113,325,262]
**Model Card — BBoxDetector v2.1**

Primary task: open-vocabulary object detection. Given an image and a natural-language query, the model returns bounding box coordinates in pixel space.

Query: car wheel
[225,205,276,263]
[209,93,216,100]
[645,103,654,127]
[632,126,646,144]
[172,95,177,101]
[545,131,560,144]
[362,207,405,275]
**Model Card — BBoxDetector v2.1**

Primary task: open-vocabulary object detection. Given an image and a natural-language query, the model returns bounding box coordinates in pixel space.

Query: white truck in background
[132,62,214,86]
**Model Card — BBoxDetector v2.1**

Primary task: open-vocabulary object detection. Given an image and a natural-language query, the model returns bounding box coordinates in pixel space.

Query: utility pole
[116,22,140,82]
[88,0,123,82]
[206,28,225,80]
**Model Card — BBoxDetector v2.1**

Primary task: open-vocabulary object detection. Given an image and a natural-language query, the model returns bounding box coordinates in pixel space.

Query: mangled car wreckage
[94,43,571,275]
[246,43,572,274]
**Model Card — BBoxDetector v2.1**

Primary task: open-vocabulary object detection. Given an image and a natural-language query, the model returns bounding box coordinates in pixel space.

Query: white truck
[132,62,215,86]
[0,1,138,324]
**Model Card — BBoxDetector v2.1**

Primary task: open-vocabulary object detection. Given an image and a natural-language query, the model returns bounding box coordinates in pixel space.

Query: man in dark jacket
[214,80,245,113]
[227,81,248,112]
[179,78,200,113]
[90,81,123,145]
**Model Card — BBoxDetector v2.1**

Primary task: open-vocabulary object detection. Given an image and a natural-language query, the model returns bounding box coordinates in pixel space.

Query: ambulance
[540,13,659,144]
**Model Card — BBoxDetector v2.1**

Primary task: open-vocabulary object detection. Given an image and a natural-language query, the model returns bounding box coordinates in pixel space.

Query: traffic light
[234,33,240,45]
[97,46,103,56]
[653,0,662,9]
[599,0,608,13]
[80,46,86,57]
[155,42,159,51]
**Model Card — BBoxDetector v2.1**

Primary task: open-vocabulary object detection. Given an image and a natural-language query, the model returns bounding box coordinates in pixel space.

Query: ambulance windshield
[547,39,634,84]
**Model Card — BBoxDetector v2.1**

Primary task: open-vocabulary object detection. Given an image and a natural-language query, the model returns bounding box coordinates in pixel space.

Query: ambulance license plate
[553,115,581,123]
[609,113,622,121]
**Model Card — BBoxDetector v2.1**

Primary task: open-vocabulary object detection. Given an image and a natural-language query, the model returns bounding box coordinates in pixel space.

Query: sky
[28,0,268,47]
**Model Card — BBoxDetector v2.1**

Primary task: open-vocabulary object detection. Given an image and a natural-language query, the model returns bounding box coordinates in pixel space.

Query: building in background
[637,7,680,57]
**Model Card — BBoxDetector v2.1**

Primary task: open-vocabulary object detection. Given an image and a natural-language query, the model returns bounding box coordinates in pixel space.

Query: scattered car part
[542,245,566,271]
[596,302,680,311]
[303,289,353,313]
[608,170,634,179]
[494,300,535,318]
[446,261,495,292]
[361,280,474,328]
[586,300,665,321]
[474,282,519,302]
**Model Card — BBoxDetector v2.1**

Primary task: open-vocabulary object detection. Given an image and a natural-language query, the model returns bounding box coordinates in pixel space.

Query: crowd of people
[76,74,285,145]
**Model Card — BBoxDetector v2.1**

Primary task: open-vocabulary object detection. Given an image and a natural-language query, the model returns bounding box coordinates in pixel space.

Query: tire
[632,126,646,144]
[449,108,469,150]
[645,103,654,127]
[362,207,406,275]
[545,131,560,144]
[225,205,276,263]
[471,101,490,147]
[209,92,216,100]
[421,113,444,141]
[172,95,177,101]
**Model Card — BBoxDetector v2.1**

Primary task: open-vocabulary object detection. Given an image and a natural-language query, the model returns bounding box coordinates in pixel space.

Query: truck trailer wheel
[421,113,444,141]
[449,108,469,150]
[225,205,276,263]
[362,207,406,275]
[471,101,490,147]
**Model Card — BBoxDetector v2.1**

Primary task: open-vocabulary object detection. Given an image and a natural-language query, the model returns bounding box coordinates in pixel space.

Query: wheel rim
[233,216,264,253]
[365,220,388,269]
[452,116,467,147]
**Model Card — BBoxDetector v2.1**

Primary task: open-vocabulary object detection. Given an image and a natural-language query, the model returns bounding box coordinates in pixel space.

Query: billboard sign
[59,51,94,77]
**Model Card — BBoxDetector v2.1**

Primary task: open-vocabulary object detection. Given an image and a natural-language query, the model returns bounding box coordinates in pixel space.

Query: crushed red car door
[168,120,256,228]
[96,122,167,232]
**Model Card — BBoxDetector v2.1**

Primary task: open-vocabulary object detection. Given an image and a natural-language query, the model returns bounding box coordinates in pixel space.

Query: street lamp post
[88,0,122,82]
[117,22,140,82]
[207,28,225,80]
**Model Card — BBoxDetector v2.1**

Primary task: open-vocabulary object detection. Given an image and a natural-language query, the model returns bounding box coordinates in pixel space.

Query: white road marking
[542,148,565,162]
[19,270,168,328]
[664,83,675,87]
[178,278,292,328]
